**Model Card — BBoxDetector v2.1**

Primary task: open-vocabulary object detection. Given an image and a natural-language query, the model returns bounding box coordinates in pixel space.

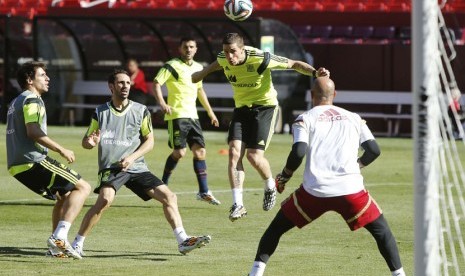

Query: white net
[434,5,465,275]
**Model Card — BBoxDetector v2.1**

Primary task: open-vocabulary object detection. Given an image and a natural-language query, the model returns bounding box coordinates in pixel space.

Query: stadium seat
[306,25,332,43]
[291,25,312,38]
[329,25,353,43]
[365,2,389,11]
[323,2,345,12]
[348,26,374,43]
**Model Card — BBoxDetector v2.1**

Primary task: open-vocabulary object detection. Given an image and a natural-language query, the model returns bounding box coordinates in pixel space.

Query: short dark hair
[16,61,46,90]
[222,33,244,47]
[108,68,130,84]
[180,37,196,45]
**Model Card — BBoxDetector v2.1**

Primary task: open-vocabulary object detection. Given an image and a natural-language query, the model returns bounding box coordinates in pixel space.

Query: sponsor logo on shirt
[317,108,348,122]
[227,75,237,82]
[101,129,133,147]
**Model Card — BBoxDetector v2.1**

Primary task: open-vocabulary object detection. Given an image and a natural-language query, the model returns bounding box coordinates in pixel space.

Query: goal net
[413,0,465,275]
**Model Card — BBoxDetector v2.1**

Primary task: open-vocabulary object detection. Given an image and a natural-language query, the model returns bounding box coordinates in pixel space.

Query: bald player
[248,77,405,276]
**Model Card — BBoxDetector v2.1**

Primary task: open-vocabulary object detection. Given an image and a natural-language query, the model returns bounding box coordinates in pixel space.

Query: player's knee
[193,147,206,159]
[172,149,186,160]
[246,151,261,166]
[163,190,178,206]
[229,147,241,161]
[75,179,91,196]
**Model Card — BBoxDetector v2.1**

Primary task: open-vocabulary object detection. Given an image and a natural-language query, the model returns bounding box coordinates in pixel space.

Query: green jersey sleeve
[154,64,175,85]
[140,108,153,137]
[85,112,99,137]
[267,53,289,70]
[23,98,42,124]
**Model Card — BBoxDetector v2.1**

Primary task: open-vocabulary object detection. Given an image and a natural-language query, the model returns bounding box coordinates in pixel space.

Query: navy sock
[162,154,178,184]
[193,158,208,193]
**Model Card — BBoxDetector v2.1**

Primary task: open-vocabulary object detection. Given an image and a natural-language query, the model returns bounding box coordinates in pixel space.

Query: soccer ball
[224,0,253,21]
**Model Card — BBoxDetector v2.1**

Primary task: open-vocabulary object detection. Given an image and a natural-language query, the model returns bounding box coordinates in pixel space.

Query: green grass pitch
[0,125,416,275]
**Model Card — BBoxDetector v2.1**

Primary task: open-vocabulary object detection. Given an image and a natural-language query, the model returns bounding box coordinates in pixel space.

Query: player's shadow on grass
[0,246,46,257]
[75,249,180,261]
[0,247,180,262]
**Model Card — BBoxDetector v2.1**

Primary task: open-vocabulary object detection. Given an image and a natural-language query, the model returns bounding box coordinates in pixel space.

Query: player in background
[126,58,149,105]
[6,61,91,259]
[248,77,405,276]
[72,69,211,257]
[192,33,330,221]
[153,37,221,205]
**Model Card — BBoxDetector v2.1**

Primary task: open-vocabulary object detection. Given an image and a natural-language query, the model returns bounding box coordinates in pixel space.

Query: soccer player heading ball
[192,33,330,221]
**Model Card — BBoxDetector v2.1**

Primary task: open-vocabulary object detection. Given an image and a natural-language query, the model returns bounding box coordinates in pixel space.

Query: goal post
[412,0,441,275]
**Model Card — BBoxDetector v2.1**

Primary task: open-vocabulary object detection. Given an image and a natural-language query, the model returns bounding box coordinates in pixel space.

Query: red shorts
[281,185,382,231]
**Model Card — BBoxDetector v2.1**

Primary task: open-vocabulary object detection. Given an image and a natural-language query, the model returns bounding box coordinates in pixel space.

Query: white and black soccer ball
[224,0,253,21]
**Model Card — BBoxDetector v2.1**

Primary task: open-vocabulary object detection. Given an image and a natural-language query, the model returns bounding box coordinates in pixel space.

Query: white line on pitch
[0,182,409,204]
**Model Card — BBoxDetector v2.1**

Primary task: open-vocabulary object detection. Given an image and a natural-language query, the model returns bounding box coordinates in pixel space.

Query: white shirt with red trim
[293,105,375,197]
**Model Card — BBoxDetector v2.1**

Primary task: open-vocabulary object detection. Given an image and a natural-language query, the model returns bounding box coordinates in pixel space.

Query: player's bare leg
[71,186,116,257]
[52,196,65,231]
[148,184,210,254]
[191,144,220,205]
[59,180,91,224]
[48,179,91,259]
[228,140,247,221]
[246,149,277,211]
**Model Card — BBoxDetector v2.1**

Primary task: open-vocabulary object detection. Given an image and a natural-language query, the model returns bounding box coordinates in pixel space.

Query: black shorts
[13,156,81,200]
[95,169,164,201]
[228,105,278,150]
[167,118,205,149]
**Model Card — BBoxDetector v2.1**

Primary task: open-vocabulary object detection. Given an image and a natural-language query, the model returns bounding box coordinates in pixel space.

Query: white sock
[53,220,71,240]
[391,267,405,276]
[232,188,243,206]
[249,261,266,276]
[264,177,275,190]
[72,234,86,248]
[173,227,188,244]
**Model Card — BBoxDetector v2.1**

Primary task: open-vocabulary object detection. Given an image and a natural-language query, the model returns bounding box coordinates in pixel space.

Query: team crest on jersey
[227,75,237,83]
[246,64,254,72]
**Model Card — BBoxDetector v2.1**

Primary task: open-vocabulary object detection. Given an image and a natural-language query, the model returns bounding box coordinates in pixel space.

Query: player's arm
[358,140,381,168]
[275,119,308,193]
[23,99,76,163]
[26,123,76,163]
[197,87,219,127]
[119,110,154,171]
[192,60,222,83]
[288,59,330,78]
[152,80,171,115]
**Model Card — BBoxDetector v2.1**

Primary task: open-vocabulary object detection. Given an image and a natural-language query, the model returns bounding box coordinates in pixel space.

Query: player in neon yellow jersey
[153,37,220,205]
[192,33,330,221]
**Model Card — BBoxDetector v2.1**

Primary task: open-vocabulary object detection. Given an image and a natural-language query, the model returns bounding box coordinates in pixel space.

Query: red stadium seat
[323,2,345,12]
[365,2,389,11]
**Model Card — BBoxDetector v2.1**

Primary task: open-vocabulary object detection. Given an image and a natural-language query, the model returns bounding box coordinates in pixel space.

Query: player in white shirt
[249,77,405,276]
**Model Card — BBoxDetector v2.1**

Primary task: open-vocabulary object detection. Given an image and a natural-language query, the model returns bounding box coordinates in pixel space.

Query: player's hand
[316,67,330,78]
[119,156,135,171]
[210,113,219,127]
[59,148,75,164]
[275,171,292,194]
[161,103,172,115]
[86,130,100,147]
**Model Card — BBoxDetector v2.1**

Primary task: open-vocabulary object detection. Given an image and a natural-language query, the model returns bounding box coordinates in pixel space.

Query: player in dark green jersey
[153,37,220,206]
[6,61,91,259]
[72,69,211,257]
[192,33,330,221]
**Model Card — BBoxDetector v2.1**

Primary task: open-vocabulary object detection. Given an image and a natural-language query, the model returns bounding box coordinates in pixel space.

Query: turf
[0,125,416,275]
